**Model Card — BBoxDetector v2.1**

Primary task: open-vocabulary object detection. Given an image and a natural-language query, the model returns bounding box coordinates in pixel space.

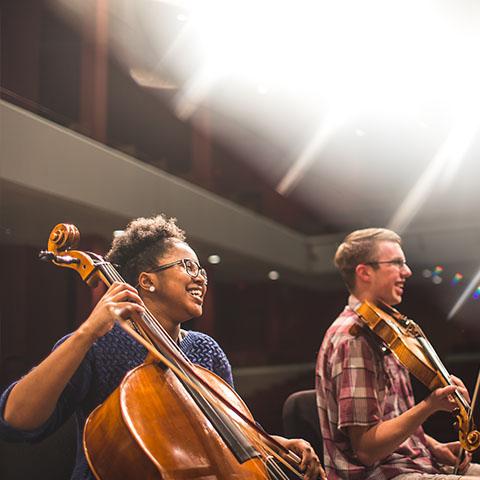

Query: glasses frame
[364,259,408,269]
[146,258,208,284]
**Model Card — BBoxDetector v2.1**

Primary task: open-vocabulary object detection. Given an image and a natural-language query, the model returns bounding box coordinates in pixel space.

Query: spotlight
[268,270,280,280]
[208,254,221,264]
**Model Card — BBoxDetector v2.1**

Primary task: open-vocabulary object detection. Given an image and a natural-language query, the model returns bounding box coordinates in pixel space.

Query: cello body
[83,362,267,479]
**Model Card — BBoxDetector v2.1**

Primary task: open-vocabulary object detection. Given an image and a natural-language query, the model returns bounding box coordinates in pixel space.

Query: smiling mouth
[188,289,203,302]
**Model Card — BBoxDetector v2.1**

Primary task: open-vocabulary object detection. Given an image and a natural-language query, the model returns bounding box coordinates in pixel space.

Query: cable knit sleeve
[180,331,234,388]
[0,333,93,443]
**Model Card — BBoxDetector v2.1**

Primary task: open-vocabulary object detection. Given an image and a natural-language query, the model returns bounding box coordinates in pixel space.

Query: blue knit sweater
[0,325,233,480]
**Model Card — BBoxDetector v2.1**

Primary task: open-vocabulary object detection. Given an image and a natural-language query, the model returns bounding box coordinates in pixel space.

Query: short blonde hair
[334,228,401,291]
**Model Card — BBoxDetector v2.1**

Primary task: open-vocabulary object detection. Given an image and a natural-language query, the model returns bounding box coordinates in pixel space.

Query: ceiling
[3,0,480,299]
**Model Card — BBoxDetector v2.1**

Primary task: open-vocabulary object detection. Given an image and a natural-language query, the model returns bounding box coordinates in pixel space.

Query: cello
[39,223,309,479]
[354,300,480,454]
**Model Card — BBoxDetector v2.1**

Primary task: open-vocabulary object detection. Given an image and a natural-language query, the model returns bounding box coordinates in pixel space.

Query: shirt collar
[347,294,362,311]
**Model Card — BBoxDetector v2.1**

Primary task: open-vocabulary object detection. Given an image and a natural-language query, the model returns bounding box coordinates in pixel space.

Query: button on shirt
[316,296,440,480]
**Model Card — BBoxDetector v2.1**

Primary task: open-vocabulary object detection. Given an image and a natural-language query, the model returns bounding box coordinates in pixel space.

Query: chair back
[282,389,323,463]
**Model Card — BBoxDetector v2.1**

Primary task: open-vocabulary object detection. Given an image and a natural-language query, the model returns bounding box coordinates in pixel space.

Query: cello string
[105,262,304,476]
[55,240,293,477]
[103,262,302,468]
[246,434,300,480]
[103,263,291,479]
[102,265,268,475]
[104,263,191,360]
[116,317,283,479]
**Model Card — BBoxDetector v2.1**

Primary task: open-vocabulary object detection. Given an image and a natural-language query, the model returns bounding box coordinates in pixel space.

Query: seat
[282,389,323,463]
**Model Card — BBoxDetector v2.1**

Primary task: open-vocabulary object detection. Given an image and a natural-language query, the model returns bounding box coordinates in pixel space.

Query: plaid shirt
[316,296,440,480]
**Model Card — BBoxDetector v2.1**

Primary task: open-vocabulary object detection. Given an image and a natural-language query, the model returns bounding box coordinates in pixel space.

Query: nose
[402,263,412,278]
[194,272,208,287]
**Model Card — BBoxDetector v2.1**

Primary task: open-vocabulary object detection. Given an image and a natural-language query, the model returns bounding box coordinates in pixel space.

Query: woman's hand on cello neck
[78,282,145,342]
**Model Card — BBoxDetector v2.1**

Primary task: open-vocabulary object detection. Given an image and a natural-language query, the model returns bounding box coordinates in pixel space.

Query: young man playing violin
[0,215,324,480]
[316,228,480,480]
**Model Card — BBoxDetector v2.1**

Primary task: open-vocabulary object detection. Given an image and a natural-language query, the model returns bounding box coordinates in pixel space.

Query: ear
[355,263,373,284]
[138,271,155,291]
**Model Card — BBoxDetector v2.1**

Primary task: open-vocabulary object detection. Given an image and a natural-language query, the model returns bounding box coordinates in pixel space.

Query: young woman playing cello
[0,214,323,480]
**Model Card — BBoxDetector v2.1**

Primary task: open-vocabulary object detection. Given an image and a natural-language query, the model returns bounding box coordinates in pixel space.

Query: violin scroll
[458,415,480,452]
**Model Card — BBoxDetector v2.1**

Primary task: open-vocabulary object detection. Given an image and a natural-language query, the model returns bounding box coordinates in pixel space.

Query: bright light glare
[179,0,480,117]
[276,109,346,195]
[52,0,480,123]
[388,107,480,233]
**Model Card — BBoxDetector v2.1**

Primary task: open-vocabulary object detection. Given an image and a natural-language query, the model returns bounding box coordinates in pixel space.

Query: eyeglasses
[147,258,208,284]
[364,259,408,269]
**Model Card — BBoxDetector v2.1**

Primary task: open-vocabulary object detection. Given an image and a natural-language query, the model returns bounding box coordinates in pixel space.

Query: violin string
[360,301,479,456]
[103,263,282,478]
[372,300,471,413]
[418,336,471,412]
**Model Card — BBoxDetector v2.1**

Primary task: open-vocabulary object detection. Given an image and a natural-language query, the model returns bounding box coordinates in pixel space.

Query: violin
[355,300,480,453]
[39,223,306,479]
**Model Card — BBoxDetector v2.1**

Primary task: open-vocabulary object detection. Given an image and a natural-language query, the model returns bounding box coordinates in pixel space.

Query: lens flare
[473,286,480,300]
[433,265,444,275]
[451,273,464,286]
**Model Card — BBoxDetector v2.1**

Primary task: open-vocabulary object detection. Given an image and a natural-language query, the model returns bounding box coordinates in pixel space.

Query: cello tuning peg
[38,251,80,265]
[38,250,55,262]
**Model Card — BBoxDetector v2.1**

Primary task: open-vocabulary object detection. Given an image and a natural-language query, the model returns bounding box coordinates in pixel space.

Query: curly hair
[105,215,186,285]
[334,228,401,292]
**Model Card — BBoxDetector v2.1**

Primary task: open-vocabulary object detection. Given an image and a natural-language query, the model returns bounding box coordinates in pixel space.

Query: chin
[379,295,401,307]
[190,307,203,318]
[391,296,403,306]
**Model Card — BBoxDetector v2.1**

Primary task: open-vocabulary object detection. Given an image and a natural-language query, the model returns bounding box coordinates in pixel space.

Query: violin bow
[454,367,480,474]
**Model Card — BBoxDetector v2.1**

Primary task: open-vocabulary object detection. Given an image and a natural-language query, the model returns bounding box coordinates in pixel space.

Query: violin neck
[417,335,470,412]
